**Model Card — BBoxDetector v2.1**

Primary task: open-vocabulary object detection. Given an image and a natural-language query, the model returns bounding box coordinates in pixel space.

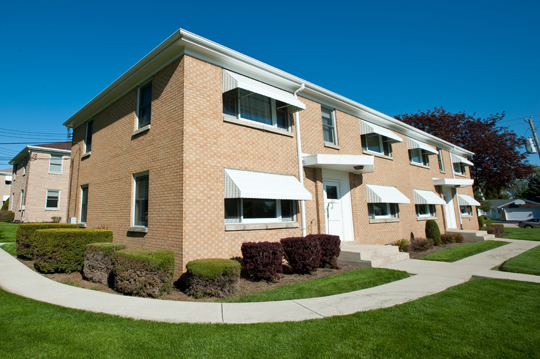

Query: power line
[0,127,66,136]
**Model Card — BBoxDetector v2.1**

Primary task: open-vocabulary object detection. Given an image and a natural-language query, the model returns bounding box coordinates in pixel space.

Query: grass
[1,242,16,256]
[0,222,18,242]
[503,227,540,241]
[238,268,409,302]
[499,246,540,276]
[420,240,509,262]
[0,278,539,358]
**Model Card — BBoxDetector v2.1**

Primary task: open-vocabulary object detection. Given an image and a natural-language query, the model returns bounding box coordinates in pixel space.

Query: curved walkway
[0,238,538,324]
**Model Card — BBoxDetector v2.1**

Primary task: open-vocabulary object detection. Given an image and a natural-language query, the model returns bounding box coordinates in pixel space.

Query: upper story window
[454,162,467,175]
[359,120,403,157]
[49,154,63,174]
[409,148,430,166]
[137,82,152,129]
[451,154,473,176]
[223,89,290,130]
[85,120,93,153]
[322,107,336,145]
[437,149,445,172]
[407,138,438,167]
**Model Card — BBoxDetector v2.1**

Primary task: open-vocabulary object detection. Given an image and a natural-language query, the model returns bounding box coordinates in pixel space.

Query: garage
[505,208,540,221]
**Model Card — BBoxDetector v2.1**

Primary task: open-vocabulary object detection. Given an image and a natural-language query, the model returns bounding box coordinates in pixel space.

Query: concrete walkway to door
[0,238,538,324]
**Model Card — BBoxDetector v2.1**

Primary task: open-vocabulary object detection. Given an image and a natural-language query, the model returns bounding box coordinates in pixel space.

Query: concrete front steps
[445,229,495,242]
[338,243,409,268]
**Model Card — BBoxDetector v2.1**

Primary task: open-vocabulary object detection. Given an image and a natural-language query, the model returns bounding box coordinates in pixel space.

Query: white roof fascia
[9,146,71,165]
[413,189,446,205]
[451,154,474,166]
[62,29,474,157]
[359,120,403,143]
[457,194,481,206]
[302,154,375,174]
[406,138,438,155]
[0,171,11,176]
[366,184,410,204]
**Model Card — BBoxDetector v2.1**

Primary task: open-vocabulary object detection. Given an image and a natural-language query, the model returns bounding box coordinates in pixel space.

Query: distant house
[484,199,540,220]
[9,142,72,222]
[0,168,12,207]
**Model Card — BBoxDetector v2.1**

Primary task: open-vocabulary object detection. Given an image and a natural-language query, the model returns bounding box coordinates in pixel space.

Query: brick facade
[0,171,11,207]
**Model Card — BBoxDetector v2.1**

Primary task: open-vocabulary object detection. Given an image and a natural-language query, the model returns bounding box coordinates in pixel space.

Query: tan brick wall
[10,157,28,221]
[0,173,11,207]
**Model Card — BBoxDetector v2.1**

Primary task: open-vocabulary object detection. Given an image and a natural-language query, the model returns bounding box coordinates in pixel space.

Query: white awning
[433,178,474,188]
[303,154,374,174]
[222,70,305,111]
[4,175,12,181]
[413,189,446,205]
[224,168,312,201]
[452,154,474,166]
[359,120,403,143]
[366,184,410,204]
[458,194,481,206]
[406,138,438,155]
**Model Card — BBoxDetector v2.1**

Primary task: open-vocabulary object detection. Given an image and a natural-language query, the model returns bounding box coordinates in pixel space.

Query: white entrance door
[324,180,344,240]
[443,187,457,229]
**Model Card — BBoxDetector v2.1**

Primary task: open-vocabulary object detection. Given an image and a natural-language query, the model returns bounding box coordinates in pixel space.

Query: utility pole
[525,116,540,162]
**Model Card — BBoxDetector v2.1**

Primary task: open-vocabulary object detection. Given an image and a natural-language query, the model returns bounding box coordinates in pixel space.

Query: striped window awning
[458,194,481,206]
[406,138,438,155]
[452,154,474,166]
[366,184,410,204]
[413,189,446,205]
[359,120,403,143]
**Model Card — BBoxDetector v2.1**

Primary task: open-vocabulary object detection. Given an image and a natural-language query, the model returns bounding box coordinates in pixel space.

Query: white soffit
[406,138,438,155]
[458,194,481,206]
[413,189,446,205]
[432,178,474,188]
[4,175,12,181]
[222,70,306,112]
[359,120,403,143]
[366,184,410,204]
[452,154,474,166]
[302,154,375,174]
[224,168,312,201]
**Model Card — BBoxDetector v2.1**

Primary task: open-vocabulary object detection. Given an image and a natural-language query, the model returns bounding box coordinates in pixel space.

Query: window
[20,190,24,210]
[416,204,436,217]
[23,157,27,175]
[368,203,399,219]
[46,190,60,210]
[454,162,466,175]
[409,148,430,166]
[134,173,149,227]
[11,193,14,210]
[49,154,63,174]
[138,82,152,128]
[322,107,336,144]
[437,149,445,172]
[460,206,472,216]
[222,89,290,130]
[80,186,88,223]
[5,180,11,186]
[224,198,296,223]
[362,134,392,156]
[85,120,93,153]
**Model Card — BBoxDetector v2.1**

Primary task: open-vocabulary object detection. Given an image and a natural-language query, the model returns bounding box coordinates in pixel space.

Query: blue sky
[1,0,539,169]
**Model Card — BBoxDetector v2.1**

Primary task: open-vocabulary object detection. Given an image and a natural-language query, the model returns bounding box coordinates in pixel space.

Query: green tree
[526,168,540,203]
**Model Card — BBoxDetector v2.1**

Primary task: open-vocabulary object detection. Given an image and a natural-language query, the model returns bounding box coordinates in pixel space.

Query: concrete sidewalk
[0,239,538,324]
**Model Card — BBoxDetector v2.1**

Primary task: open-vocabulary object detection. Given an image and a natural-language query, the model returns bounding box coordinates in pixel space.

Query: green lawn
[499,246,540,276]
[1,242,16,256]
[503,227,540,241]
[0,222,18,242]
[0,278,539,358]
[420,241,509,262]
[239,268,409,302]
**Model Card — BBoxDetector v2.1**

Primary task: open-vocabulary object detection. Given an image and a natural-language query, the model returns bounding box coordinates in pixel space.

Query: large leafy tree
[526,167,540,203]
[395,107,534,194]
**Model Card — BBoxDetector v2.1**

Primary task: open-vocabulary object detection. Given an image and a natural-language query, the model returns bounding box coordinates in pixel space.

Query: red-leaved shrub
[305,234,340,269]
[280,237,321,274]
[241,242,283,282]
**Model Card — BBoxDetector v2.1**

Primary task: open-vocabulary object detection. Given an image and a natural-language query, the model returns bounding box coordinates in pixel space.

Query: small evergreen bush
[305,234,341,268]
[16,223,78,259]
[478,215,485,229]
[0,210,14,223]
[425,220,441,246]
[241,242,283,282]
[486,224,505,238]
[83,243,127,285]
[1,198,9,210]
[281,237,321,274]
[394,239,410,252]
[33,229,113,273]
[185,258,241,298]
[114,248,174,298]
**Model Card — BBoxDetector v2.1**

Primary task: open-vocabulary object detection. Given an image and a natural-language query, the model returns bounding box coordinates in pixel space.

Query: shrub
[425,220,441,246]
[478,215,485,229]
[114,248,174,298]
[487,224,505,238]
[185,258,241,298]
[441,233,465,244]
[83,243,127,285]
[411,237,434,251]
[16,223,78,259]
[281,237,321,274]
[51,216,62,223]
[305,234,341,269]
[1,198,9,211]
[394,238,410,252]
[241,242,283,282]
[33,229,113,273]
[0,210,14,223]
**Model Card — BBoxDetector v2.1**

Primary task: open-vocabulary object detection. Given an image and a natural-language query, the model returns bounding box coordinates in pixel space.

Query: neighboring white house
[483,199,540,221]
[0,168,12,208]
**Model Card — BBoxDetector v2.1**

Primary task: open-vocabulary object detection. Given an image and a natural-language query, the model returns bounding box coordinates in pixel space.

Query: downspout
[450,147,464,230]
[294,83,306,236]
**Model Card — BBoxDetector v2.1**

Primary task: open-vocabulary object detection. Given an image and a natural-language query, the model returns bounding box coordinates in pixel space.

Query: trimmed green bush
[16,223,78,259]
[33,229,113,273]
[487,224,505,238]
[0,210,14,223]
[1,198,8,211]
[394,239,410,252]
[441,233,464,244]
[83,243,127,285]
[478,215,484,229]
[425,220,441,246]
[114,248,174,298]
[185,258,241,298]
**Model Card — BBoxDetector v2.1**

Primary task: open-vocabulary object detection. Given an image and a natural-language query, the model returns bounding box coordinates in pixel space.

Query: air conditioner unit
[21,205,25,210]
[68,217,77,224]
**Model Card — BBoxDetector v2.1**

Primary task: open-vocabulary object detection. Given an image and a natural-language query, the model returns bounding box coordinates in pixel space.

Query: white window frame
[20,190,24,210]
[45,190,61,210]
[322,106,337,145]
[132,171,149,227]
[362,133,392,156]
[460,205,472,216]
[409,148,430,167]
[437,149,445,172]
[224,198,296,224]
[136,81,152,130]
[368,203,399,219]
[416,204,436,218]
[49,154,63,174]
[85,120,93,154]
[80,185,88,223]
[11,193,14,210]
[454,162,466,175]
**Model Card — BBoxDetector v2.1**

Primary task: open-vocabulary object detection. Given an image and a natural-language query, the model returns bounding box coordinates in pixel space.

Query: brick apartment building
[0,168,12,207]
[63,29,479,273]
[9,142,72,223]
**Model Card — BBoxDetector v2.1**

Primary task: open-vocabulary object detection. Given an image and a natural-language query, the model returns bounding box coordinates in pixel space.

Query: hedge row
[185,258,240,298]
[241,242,283,282]
[0,210,14,223]
[83,243,127,285]
[16,223,78,259]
